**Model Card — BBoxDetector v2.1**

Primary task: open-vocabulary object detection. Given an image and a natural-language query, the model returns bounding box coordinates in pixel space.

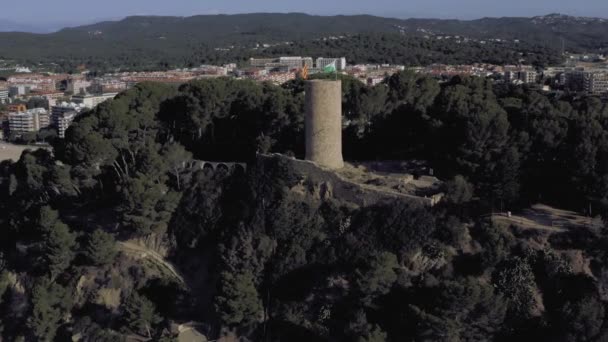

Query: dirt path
[118,241,190,290]
[0,142,48,161]
[488,203,601,233]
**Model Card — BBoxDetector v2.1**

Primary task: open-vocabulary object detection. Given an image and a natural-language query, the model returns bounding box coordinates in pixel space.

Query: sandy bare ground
[0,142,47,162]
[490,203,602,232]
[118,241,189,290]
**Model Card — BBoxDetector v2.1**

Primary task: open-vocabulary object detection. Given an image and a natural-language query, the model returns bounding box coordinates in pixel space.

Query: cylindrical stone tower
[305,80,344,169]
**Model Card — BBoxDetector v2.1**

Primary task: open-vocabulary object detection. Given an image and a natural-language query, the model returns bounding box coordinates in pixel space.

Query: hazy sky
[6,0,608,25]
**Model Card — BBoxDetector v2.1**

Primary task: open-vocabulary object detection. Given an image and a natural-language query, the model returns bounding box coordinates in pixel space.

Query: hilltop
[3,75,608,340]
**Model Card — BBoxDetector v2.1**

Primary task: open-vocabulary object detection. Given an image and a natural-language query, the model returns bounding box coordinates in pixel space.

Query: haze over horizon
[2,0,608,33]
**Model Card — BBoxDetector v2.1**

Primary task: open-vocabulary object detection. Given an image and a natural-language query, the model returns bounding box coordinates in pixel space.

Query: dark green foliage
[407,278,507,341]
[444,175,474,204]
[38,206,76,278]
[214,270,263,327]
[123,292,162,338]
[554,295,605,342]
[2,69,608,341]
[28,278,73,341]
[494,257,538,318]
[73,317,126,342]
[85,229,117,266]
[474,220,515,268]
[344,201,436,260]
[355,252,399,302]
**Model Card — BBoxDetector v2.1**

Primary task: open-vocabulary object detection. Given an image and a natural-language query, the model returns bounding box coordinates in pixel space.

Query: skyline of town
[1,49,607,145]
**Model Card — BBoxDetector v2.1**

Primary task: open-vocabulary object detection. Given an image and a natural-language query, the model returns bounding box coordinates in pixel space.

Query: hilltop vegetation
[2,74,608,340]
[2,13,607,72]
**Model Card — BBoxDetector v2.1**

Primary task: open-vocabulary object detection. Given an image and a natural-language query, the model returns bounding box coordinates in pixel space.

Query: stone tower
[305,80,344,169]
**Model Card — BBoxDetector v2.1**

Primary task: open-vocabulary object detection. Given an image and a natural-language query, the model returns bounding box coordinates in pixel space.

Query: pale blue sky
[4,0,608,29]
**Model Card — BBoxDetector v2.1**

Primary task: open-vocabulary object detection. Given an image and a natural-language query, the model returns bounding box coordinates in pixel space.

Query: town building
[0,87,8,103]
[367,76,385,86]
[255,72,296,85]
[6,104,27,113]
[279,57,313,70]
[223,63,238,72]
[9,85,35,97]
[71,93,118,108]
[561,69,586,90]
[249,58,277,68]
[316,57,347,71]
[504,69,538,84]
[194,65,229,76]
[66,78,91,94]
[27,91,65,108]
[51,102,87,138]
[236,68,268,78]
[7,74,57,93]
[8,108,50,135]
[583,72,608,95]
[89,79,128,94]
[54,111,77,139]
[250,57,313,71]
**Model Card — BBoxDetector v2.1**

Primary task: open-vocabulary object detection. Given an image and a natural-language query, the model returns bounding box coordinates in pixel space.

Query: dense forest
[2,12,606,72]
[2,73,608,341]
[0,33,563,74]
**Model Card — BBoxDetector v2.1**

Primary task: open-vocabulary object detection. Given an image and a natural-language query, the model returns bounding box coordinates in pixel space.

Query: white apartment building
[504,70,538,84]
[71,93,118,108]
[67,79,91,94]
[249,57,313,71]
[54,111,77,139]
[316,57,347,71]
[583,72,608,95]
[89,79,128,94]
[279,57,314,69]
[51,102,88,138]
[9,84,35,97]
[0,88,8,103]
[8,108,50,135]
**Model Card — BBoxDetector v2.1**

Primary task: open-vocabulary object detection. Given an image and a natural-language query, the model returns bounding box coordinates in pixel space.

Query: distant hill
[0,13,605,72]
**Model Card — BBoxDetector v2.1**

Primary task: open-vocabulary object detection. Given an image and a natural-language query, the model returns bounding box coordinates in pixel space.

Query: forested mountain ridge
[0,13,605,72]
[4,12,608,47]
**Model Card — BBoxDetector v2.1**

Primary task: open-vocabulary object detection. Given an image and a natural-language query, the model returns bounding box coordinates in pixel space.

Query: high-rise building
[250,57,314,71]
[316,57,347,71]
[250,58,277,68]
[51,103,88,138]
[562,69,586,90]
[8,85,35,97]
[504,69,538,84]
[0,87,8,103]
[279,57,313,70]
[54,111,77,139]
[8,108,50,135]
[583,72,608,95]
[66,78,91,94]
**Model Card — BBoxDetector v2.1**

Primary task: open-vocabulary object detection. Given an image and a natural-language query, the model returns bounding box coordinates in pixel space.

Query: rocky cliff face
[258,154,444,208]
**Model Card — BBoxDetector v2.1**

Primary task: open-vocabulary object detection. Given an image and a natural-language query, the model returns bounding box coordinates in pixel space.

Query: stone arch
[202,162,215,174]
[233,164,246,174]
[216,163,230,173]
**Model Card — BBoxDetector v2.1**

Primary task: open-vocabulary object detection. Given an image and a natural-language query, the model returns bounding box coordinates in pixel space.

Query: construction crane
[297,64,309,80]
